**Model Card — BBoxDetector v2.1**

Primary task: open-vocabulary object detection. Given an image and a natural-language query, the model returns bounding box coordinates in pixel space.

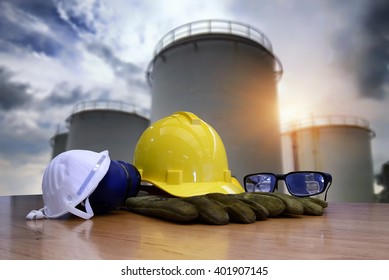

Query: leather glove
[246,192,327,216]
[125,192,328,225]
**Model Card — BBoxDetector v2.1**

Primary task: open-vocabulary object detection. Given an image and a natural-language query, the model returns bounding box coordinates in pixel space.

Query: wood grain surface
[1,195,389,260]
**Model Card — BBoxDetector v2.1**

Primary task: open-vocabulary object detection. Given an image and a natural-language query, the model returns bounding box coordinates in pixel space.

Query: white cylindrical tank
[147,19,284,184]
[66,100,150,162]
[282,116,375,202]
[50,124,68,159]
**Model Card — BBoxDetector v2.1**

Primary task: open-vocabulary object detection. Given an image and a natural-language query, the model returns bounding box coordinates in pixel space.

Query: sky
[0,0,388,196]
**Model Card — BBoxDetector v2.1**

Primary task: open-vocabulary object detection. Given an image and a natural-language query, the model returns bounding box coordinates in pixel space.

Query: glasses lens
[245,174,275,193]
[285,172,325,196]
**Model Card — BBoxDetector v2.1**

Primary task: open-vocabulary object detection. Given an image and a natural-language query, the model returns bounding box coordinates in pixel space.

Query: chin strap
[26,197,95,220]
[66,197,94,220]
[26,208,47,220]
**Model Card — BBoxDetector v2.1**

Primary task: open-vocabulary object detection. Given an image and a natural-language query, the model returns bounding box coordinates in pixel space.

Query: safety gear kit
[26,150,140,220]
[126,111,328,225]
[126,112,327,225]
[26,111,329,224]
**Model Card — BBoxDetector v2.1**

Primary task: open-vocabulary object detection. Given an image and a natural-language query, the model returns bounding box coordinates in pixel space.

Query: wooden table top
[1,195,389,260]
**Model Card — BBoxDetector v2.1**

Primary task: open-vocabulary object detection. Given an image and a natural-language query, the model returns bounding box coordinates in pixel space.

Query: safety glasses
[243,171,332,200]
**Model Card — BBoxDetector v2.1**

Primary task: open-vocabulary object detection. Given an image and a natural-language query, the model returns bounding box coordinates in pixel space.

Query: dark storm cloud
[11,0,62,21]
[0,77,112,158]
[45,82,88,106]
[333,0,389,99]
[54,0,103,36]
[0,125,50,157]
[9,0,75,36]
[86,42,149,93]
[0,65,106,112]
[87,43,142,77]
[0,0,77,56]
[358,0,389,99]
[0,66,33,111]
[43,81,112,109]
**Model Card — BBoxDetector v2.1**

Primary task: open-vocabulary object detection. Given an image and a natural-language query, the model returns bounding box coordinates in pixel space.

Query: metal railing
[282,115,374,136]
[54,123,69,135]
[49,122,69,147]
[69,100,150,119]
[153,19,274,56]
[147,19,283,85]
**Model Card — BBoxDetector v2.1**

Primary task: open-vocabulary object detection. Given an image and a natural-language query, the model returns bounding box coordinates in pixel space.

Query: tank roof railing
[154,19,275,57]
[282,115,375,136]
[54,123,69,135]
[68,100,150,119]
[49,123,69,145]
[147,19,283,85]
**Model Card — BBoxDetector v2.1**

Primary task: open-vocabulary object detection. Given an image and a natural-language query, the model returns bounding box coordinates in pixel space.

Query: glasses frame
[243,171,332,200]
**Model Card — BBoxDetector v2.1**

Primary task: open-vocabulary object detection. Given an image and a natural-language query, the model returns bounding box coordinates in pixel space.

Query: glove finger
[183,195,229,225]
[237,193,285,217]
[296,197,324,216]
[126,196,198,222]
[306,197,328,208]
[232,195,269,220]
[206,193,256,224]
[256,193,305,215]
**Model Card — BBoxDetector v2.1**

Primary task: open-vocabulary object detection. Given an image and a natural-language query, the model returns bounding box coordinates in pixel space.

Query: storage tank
[66,100,150,161]
[49,124,69,159]
[147,19,284,184]
[376,161,389,202]
[282,115,375,202]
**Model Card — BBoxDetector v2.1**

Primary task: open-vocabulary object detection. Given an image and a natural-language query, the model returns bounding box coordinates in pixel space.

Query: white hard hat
[26,150,111,220]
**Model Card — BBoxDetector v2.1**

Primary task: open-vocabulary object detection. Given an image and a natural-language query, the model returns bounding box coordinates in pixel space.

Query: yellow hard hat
[133,111,244,197]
